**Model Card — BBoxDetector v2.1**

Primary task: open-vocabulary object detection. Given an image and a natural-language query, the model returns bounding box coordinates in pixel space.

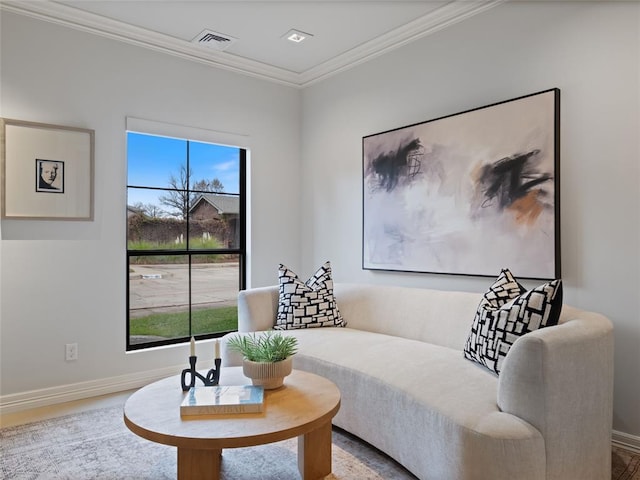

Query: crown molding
[298,0,506,87]
[1,0,505,89]
[0,0,301,87]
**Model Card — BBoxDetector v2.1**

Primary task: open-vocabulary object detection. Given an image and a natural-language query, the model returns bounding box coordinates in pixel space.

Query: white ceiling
[1,0,505,87]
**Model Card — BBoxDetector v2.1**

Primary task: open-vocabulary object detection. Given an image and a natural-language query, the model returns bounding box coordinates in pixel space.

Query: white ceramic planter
[242,356,293,389]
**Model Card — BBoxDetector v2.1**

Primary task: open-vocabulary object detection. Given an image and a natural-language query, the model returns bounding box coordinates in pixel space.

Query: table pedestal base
[176,422,333,480]
[177,448,221,480]
[298,421,333,479]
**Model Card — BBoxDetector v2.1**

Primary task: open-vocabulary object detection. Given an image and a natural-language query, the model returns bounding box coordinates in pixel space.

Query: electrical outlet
[65,343,78,361]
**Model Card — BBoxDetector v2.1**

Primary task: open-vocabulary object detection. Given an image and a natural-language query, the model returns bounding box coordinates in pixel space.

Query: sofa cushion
[274,261,345,330]
[463,269,563,374]
[286,327,504,425]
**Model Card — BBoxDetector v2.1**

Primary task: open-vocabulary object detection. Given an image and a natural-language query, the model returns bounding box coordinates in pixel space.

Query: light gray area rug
[0,405,416,479]
[2,405,639,480]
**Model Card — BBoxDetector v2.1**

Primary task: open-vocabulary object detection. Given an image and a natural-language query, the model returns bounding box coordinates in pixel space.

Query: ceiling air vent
[191,29,238,51]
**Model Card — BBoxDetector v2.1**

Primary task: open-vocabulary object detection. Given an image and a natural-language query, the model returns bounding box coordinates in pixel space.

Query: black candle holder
[180,356,222,391]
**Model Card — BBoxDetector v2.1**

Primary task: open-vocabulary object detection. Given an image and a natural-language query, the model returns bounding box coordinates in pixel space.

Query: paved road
[128,262,240,318]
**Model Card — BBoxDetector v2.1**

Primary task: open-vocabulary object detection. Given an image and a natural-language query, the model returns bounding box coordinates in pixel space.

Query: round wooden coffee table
[124,367,341,480]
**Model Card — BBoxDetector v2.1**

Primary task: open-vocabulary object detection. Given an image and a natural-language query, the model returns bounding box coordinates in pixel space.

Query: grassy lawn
[128,238,236,265]
[130,306,238,338]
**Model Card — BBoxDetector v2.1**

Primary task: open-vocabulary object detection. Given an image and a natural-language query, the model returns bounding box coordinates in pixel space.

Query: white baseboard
[612,430,640,453]
[0,364,183,415]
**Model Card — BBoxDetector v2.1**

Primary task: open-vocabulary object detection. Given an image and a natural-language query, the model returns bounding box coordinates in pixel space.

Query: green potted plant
[226,331,298,389]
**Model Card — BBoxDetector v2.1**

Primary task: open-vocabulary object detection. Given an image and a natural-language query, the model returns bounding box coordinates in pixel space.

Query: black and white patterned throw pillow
[463,269,563,375]
[275,261,345,330]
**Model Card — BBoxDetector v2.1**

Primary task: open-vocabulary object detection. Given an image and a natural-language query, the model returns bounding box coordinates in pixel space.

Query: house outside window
[126,127,246,351]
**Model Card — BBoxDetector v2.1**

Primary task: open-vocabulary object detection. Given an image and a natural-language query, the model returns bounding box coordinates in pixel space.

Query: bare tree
[193,178,225,193]
[159,165,225,219]
[211,178,224,192]
[158,165,190,219]
[132,202,165,218]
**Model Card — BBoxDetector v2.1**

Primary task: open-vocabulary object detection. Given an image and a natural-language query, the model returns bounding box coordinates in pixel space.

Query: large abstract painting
[362,89,560,279]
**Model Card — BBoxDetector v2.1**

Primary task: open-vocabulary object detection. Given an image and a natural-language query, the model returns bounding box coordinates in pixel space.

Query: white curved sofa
[220,283,614,480]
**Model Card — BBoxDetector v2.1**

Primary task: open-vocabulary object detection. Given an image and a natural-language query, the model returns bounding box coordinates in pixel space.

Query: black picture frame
[362,88,561,280]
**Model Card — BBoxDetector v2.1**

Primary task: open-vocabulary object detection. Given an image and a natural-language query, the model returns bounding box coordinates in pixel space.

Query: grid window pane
[190,142,240,195]
[128,255,190,346]
[127,133,187,189]
[191,254,239,337]
[128,188,188,249]
[188,194,240,249]
[126,131,245,350]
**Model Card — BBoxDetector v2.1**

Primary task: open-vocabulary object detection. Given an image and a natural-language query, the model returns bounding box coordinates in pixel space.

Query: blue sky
[127,132,240,209]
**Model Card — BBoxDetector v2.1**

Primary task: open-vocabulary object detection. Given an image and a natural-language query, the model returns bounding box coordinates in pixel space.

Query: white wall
[301,2,640,437]
[0,13,301,396]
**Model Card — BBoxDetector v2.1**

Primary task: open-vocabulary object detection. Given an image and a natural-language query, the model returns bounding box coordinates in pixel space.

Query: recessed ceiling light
[282,29,313,44]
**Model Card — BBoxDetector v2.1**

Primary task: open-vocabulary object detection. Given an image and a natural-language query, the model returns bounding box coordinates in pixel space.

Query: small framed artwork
[35,159,65,193]
[1,118,94,220]
[362,88,560,280]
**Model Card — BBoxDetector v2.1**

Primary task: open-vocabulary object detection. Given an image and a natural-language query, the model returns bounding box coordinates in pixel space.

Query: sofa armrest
[237,285,279,332]
[220,286,279,366]
[497,312,614,479]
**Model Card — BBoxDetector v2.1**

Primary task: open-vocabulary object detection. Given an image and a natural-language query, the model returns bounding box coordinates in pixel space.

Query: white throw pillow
[275,261,345,330]
[463,269,563,375]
